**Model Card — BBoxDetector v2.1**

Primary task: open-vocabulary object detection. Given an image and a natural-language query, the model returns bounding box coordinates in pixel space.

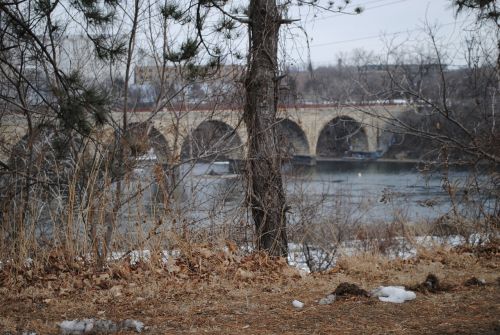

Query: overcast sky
[283,0,479,67]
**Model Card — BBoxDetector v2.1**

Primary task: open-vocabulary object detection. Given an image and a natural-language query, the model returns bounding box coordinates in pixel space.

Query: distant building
[133,64,244,105]
[134,64,243,85]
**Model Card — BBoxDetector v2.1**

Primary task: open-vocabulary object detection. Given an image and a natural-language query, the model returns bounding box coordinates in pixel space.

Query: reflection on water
[122,160,496,228]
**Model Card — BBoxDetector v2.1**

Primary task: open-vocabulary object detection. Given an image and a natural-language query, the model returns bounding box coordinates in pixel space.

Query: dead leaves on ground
[170,245,302,283]
[0,242,303,300]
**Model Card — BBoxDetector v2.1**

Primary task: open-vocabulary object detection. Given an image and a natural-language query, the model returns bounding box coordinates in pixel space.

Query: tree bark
[243,0,288,257]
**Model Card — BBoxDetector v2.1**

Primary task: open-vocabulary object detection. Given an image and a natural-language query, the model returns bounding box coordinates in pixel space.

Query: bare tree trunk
[243,0,288,257]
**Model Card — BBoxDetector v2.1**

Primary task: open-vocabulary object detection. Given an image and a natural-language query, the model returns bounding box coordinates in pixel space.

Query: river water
[162,160,496,227]
[28,158,496,245]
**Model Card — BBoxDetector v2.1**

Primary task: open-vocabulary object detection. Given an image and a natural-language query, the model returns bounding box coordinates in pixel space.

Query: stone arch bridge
[0,105,408,165]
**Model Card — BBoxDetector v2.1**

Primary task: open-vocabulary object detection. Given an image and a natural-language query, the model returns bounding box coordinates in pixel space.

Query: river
[152,160,496,228]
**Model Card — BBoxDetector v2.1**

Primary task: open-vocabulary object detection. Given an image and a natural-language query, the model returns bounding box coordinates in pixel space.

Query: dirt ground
[1,245,499,334]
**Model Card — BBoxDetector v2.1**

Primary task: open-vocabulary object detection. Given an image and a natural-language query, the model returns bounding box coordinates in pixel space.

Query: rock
[408,273,454,293]
[292,300,304,309]
[318,294,336,305]
[464,277,486,286]
[424,274,440,291]
[333,282,369,297]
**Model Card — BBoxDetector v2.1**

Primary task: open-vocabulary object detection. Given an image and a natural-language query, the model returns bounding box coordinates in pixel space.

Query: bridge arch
[180,120,243,161]
[276,118,309,157]
[316,116,369,157]
[3,125,82,212]
[8,125,81,169]
[118,122,170,164]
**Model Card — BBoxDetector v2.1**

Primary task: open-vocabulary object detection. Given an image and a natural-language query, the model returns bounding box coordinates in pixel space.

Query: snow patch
[59,319,95,334]
[121,319,145,332]
[58,319,144,334]
[371,286,416,303]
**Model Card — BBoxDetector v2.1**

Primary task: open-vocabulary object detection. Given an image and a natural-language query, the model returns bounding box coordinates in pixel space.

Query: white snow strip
[58,319,95,334]
[58,319,144,334]
[122,319,145,332]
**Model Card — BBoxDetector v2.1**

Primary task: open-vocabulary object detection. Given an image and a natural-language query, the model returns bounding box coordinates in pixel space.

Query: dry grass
[0,244,498,335]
